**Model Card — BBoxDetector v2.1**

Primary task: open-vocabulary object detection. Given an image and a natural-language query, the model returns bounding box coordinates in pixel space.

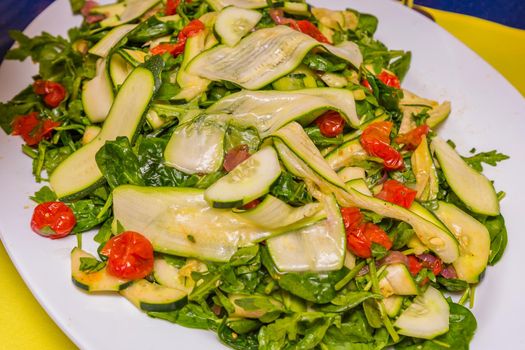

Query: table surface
[0,2,524,349]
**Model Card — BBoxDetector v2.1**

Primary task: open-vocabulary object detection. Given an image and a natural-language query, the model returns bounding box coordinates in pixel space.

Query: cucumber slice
[204,146,282,208]
[320,72,348,88]
[345,178,372,196]
[267,194,346,272]
[395,286,449,340]
[235,195,323,229]
[109,53,134,87]
[121,279,187,312]
[50,62,160,199]
[164,117,225,174]
[71,248,132,292]
[409,202,448,231]
[272,76,307,91]
[431,137,499,216]
[433,201,490,283]
[188,25,362,90]
[89,24,138,58]
[81,125,101,145]
[215,7,262,47]
[379,264,418,296]
[153,258,207,293]
[383,295,404,318]
[82,58,114,123]
[283,2,309,16]
[112,185,272,262]
[118,48,147,67]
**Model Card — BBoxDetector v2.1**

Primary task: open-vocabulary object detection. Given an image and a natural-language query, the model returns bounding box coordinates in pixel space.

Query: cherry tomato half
[377,70,401,88]
[376,179,417,209]
[31,202,76,239]
[11,112,60,146]
[165,0,181,15]
[150,20,205,57]
[296,20,331,43]
[394,125,430,150]
[223,144,251,172]
[101,231,154,280]
[407,255,422,276]
[360,121,404,171]
[315,111,345,138]
[33,80,67,108]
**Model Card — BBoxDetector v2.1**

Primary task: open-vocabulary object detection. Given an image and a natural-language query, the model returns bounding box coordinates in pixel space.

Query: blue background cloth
[0,0,524,62]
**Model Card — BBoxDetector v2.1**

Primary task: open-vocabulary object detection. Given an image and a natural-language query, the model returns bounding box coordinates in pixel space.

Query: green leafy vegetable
[463,150,509,172]
[79,257,106,273]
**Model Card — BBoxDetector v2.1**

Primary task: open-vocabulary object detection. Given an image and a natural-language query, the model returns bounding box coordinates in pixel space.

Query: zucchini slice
[205,0,267,11]
[337,166,366,182]
[89,24,138,58]
[399,89,451,132]
[50,61,160,199]
[204,146,282,208]
[395,286,450,340]
[121,279,187,312]
[235,195,323,230]
[325,139,368,171]
[188,25,362,90]
[164,116,226,174]
[153,258,207,293]
[266,194,346,272]
[82,58,114,123]
[207,88,360,131]
[118,48,147,67]
[215,6,262,47]
[71,247,132,292]
[283,2,309,16]
[112,185,272,262]
[411,136,439,201]
[379,264,418,296]
[100,0,161,28]
[81,125,101,145]
[433,201,490,283]
[109,53,134,87]
[431,137,500,216]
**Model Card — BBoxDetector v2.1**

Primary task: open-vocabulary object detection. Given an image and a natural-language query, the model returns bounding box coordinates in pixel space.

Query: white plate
[1,0,524,348]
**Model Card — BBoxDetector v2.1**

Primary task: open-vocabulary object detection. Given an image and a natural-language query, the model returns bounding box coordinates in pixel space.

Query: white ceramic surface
[0,0,524,348]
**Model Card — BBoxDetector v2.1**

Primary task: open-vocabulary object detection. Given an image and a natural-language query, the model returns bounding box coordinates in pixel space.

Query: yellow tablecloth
[0,7,524,350]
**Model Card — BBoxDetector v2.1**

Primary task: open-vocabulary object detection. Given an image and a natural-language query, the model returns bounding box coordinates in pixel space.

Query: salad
[0,0,510,349]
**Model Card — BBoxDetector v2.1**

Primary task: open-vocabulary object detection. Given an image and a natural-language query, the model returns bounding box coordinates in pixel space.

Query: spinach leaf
[357,13,379,35]
[463,150,509,172]
[303,52,348,72]
[482,215,508,265]
[43,145,75,174]
[94,218,113,244]
[388,51,412,81]
[390,222,415,250]
[224,124,261,153]
[69,0,85,13]
[436,277,468,292]
[395,302,476,350]
[137,137,198,187]
[270,171,313,207]
[96,137,144,189]
[68,197,112,233]
[148,303,219,331]
[226,319,262,334]
[218,321,259,350]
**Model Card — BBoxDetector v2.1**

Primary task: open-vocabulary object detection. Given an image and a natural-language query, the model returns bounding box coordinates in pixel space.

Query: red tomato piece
[150,42,185,56]
[315,111,345,138]
[243,198,261,210]
[31,202,76,239]
[33,80,66,108]
[342,207,392,258]
[360,121,404,171]
[223,144,251,172]
[407,255,422,276]
[165,0,181,15]
[361,79,372,92]
[101,231,154,280]
[179,19,205,40]
[377,71,401,88]
[11,112,60,146]
[341,207,363,231]
[395,125,430,150]
[296,20,331,43]
[376,179,417,209]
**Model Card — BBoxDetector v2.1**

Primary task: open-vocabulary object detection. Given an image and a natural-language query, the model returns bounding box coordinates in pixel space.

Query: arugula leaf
[96,136,145,189]
[270,171,313,207]
[31,186,57,203]
[463,150,509,172]
[0,86,42,134]
[79,257,105,273]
